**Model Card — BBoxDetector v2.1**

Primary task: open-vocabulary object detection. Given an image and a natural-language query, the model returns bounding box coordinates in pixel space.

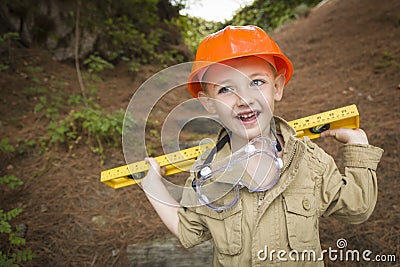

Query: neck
[229,126,275,152]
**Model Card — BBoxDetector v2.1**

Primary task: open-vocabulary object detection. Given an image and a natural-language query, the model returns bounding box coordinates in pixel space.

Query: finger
[321,128,350,143]
[160,166,166,176]
[320,128,368,144]
[145,157,162,175]
[320,129,336,138]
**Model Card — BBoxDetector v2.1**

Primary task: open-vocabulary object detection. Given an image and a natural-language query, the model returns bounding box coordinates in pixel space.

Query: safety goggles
[192,136,283,211]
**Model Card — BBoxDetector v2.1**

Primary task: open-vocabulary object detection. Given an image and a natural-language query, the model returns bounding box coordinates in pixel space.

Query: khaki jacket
[177,117,383,267]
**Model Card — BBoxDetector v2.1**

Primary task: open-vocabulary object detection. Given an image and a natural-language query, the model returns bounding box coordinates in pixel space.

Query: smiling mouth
[237,111,260,122]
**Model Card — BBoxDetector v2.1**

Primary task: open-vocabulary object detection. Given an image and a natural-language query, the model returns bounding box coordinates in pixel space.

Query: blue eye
[218,86,234,94]
[250,80,265,87]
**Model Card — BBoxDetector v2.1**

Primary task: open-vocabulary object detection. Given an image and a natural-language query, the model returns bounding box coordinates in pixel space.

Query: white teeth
[239,112,256,119]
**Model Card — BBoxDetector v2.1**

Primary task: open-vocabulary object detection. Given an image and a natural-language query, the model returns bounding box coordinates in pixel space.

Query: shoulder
[302,137,332,164]
[286,136,335,177]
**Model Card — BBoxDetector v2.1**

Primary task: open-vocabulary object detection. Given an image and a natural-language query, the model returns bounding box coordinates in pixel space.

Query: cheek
[213,96,236,109]
[215,103,233,116]
[259,91,275,108]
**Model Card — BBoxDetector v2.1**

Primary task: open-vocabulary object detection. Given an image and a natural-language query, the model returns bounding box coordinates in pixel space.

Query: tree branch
[74,0,88,106]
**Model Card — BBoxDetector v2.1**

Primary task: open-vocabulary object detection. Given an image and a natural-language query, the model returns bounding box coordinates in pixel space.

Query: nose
[235,87,255,107]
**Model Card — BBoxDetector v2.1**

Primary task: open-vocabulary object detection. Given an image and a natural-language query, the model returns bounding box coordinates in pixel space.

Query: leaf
[9,232,26,246]
[5,208,23,221]
[0,175,23,189]
[0,219,12,233]
[12,249,34,263]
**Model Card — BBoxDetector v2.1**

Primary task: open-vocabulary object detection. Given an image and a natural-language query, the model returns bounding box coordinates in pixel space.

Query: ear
[198,91,217,114]
[273,73,285,101]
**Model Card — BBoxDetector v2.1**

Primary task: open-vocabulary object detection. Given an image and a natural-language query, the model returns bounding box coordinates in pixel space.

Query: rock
[91,215,107,227]
[40,204,48,213]
[127,236,213,267]
[112,249,120,257]
[0,0,97,61]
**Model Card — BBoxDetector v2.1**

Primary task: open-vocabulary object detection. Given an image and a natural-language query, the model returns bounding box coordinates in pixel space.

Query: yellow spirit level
[289,104,359,140]
[101,104,359,189]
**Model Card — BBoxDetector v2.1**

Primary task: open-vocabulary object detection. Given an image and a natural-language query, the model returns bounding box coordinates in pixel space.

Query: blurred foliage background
[0,0,323,165]
[176,0,322,52]
[0,0,322,67]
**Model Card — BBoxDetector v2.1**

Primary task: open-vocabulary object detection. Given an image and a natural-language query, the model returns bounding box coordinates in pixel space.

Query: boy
[141,25,383,266]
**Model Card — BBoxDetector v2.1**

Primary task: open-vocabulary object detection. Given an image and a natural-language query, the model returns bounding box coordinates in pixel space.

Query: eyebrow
[205,72,271,85]
[211,79,232,86]
[201,70,275,91]
[248,72,274,79]
[201,79,231,90]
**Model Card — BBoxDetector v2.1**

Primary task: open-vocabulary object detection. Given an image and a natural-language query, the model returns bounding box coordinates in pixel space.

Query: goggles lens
[193,136,282,211]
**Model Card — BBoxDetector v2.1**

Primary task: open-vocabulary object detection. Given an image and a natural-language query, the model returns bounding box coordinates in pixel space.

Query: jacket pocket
[195,202,242,255]
[283,192,318,250]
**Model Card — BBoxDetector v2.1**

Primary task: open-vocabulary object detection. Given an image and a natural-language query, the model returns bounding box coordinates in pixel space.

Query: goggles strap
[192,133,231,192]
[203,132,231,165]
[270,118,282,152]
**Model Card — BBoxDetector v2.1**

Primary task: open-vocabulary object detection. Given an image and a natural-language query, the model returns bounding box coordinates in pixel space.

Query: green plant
[32,82,95,121]
[24,66,43,73]
[157,49,185,67]
[0,176,35,266]
[13,139,38,155]
[104,15,157,64]
[24,79,132,162]
[128,61,142,73]
[46,106,135,163]
[0,64,9,72]
[172,16,222,53]
[97,9,185,66]
[83,54,114,73]
[144,118,162,156]
[228,0,322,33]
[22,86,48,95]
[23,66,43,84]
[293,3,311,18]
[2,0,186,66]
[375,51,398,69]
[33,95,60,120]
[0,139,15,153]
[150,129,158,137]
[0,32,19,44]
[0,32,20,72]
[0,175,23,189]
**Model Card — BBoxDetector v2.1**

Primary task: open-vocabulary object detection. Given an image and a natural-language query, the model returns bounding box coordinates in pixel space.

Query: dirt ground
[0,0,399,266]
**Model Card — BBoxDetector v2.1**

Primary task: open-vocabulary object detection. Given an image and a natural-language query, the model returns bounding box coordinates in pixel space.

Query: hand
[320,128,369,144]
[141,157,164,190]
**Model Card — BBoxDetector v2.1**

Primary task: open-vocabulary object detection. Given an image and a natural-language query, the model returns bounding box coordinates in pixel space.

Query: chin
[228,122,268,141]
[239,129,262,141]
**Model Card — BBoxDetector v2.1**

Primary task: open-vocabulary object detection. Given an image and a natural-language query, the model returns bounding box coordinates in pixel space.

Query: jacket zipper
[280,142,297,175]
[257,192,266,208]
[257,141,297,209]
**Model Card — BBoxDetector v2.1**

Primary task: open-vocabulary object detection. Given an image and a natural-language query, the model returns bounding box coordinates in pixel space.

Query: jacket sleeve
[315,143,383,224]
[177,173,212,248]
[178,206,211,248]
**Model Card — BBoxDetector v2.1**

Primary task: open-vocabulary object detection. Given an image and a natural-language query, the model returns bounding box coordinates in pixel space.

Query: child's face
[198,56,285,141]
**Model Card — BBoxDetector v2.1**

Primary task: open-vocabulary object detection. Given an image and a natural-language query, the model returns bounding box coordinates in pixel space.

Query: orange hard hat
[187,25,293,98]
